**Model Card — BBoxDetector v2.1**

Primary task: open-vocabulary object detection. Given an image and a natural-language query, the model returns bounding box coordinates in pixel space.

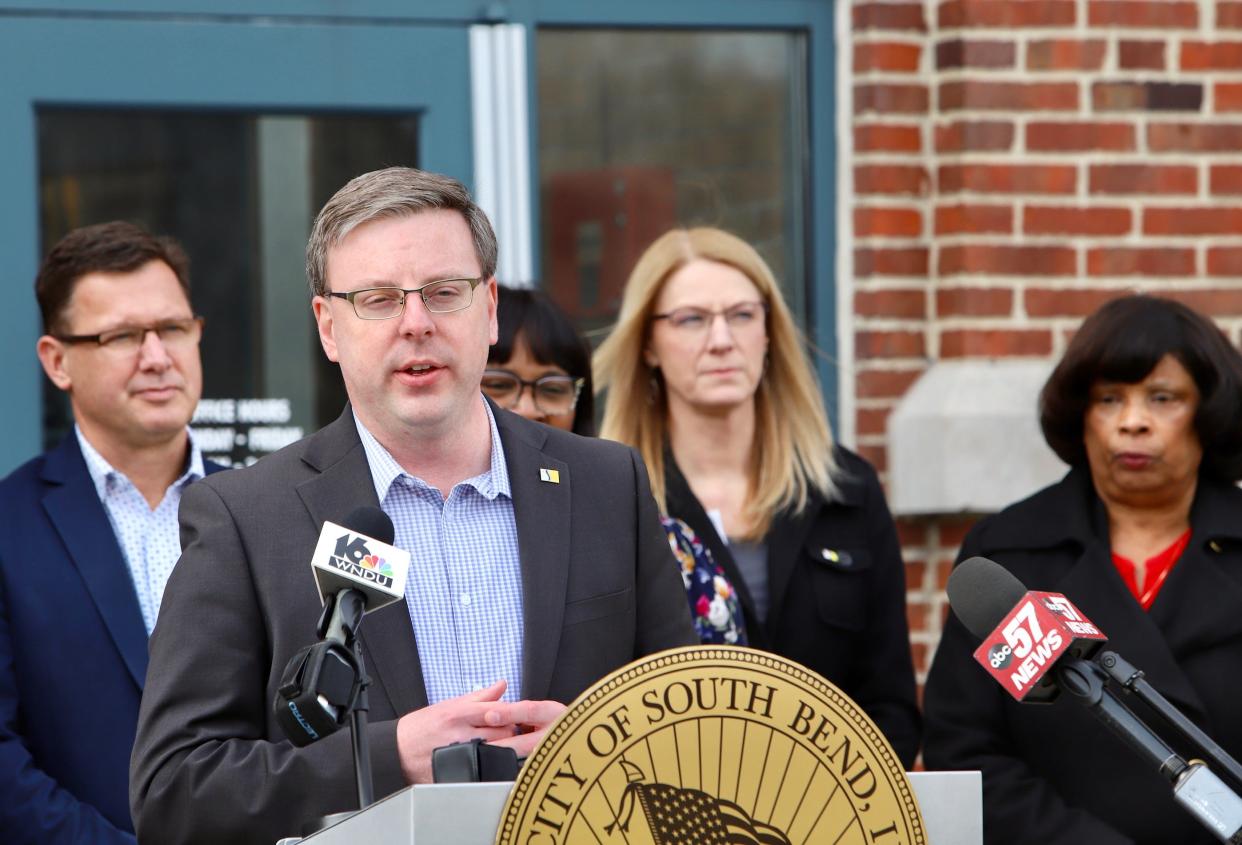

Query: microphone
[276,508,409,746]
[947,556,1106,703]
[946,555,1242,841]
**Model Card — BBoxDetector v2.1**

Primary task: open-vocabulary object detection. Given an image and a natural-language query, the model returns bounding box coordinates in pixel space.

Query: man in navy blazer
[0,222,218,844]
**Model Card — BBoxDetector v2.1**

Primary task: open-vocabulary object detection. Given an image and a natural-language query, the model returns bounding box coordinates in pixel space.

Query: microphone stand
[1095,649,1242,793]
[320,588,375,810]
[1057,657,1242,843]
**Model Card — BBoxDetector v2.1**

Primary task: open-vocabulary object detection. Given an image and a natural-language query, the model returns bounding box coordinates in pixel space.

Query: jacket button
[1209,540,1223,554]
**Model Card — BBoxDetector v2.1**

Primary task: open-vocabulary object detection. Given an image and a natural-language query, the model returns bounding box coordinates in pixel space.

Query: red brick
[1181,41,1242,71]
[904,558,928,591]
[855,83,930,115]
[1088,1,1197,28]
[856,330,927,358]
[854,3,927,32]
[1223,4,1242,28]
[936,39,1015,69]
[939,164,1076,194]
[855,42,923,73]
[1028,39,1107,71]
[855,124,922,153]
[941,329,1053,357]
[935,120,1015,152]
[934,204,1013,235]
[855,248,930,277]
[912,642,930,674]
[907,603,928,632]
[1093,81,1202,111]
[855,207,923,238]
[857,368,926,399]
[1144,207,1242,235]
[935,287,1014,316]
[939,1,1076,27]
[1211,166,1242,195]
[1089,164,1197,194]
[940,80,1078,112]
[1086,247,1195,276]
[1207,248,1242,275]
[896,519,928,547]
[939,518,978,550]
[856,406,894,438]
[1217,83,1242,111]
[1149,123,1242,151]
[855,165,929,196]
[1026,121,1136,151]
[857,444,888,474]
[1024,206,1132,236]
[1119,40,1165,69]
[1166,289,1242,313]
[1025,288,1125,317]
[940,245,1077,276]
[934,558,956,591]
[854,288,927,317]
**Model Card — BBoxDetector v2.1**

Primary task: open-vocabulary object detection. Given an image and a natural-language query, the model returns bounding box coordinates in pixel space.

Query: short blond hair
[594,228,837,539]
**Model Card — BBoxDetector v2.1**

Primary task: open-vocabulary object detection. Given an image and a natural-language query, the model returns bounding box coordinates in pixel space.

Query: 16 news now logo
[326,532,395,588]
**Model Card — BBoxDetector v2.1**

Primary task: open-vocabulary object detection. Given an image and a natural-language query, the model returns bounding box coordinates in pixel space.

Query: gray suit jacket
[130,405,696,845]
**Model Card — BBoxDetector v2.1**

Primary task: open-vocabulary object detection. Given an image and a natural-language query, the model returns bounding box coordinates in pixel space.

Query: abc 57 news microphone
[971,581,1105,703]
[948,556,1242,844]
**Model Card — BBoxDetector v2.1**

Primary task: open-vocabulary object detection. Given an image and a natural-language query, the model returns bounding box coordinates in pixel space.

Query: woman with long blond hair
[595,227,920,765]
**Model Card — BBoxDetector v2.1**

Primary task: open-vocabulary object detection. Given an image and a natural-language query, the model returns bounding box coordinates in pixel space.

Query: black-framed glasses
[650,301,768,333]
[326,277,484,319]
[53,316,205,354]
[481,370,584,415]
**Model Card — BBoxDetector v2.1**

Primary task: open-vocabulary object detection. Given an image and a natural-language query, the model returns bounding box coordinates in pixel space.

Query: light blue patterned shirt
[355,399,525,704]
[75,425,205,635]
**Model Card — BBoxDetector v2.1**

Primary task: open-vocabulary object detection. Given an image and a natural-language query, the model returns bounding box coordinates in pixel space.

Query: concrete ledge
[887,360,1068,516]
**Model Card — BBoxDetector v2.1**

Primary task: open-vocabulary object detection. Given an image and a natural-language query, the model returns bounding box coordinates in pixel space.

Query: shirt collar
[353,395,512,502]
[75,423,205,500]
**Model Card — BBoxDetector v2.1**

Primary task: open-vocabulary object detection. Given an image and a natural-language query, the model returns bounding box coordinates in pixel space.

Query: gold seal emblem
[496,646,925,844]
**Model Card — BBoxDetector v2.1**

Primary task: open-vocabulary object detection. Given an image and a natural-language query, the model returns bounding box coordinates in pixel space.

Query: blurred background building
[4,0,1242,690]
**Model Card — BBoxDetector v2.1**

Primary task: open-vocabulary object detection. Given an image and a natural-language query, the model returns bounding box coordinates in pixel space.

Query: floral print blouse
[661,516,747,646]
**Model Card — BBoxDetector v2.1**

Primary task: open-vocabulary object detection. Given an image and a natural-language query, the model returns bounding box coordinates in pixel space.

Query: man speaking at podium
[130,167,697,845]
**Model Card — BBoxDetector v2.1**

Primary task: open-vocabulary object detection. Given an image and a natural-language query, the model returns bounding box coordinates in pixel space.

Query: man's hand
[395,680,567,784]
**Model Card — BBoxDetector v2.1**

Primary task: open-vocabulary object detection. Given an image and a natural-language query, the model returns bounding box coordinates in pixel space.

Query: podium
[280,771,982,844]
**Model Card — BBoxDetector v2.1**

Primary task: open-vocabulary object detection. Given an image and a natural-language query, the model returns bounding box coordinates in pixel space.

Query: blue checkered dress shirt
[76,425,206,635]
[355,399,525,704]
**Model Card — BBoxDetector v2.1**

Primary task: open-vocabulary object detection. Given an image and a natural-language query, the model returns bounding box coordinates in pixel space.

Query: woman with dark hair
[483,285,594,435]
[923,295,1242,845]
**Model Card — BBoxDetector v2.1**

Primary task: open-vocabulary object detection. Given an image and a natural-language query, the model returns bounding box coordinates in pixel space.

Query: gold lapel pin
[539,468,561,484]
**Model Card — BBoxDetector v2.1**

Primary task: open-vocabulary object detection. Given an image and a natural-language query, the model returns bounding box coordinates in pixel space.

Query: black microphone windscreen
[341,506,395,546]
[946,556,1028,641]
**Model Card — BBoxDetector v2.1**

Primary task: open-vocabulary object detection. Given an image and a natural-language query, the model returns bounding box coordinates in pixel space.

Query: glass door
[0,6,474,471]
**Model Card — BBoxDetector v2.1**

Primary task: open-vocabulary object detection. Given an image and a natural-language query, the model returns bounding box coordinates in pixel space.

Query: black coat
[923,467,1242,845]
[665,446,921,767]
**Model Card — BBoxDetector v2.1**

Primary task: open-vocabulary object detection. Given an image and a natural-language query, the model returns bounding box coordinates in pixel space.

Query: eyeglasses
[326,277,484,319]
[54,317,204,354]
[481,370,584,416]
[650,301,768,334]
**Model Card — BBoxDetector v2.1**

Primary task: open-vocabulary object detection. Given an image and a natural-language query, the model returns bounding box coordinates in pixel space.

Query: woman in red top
[924,295,1242,845]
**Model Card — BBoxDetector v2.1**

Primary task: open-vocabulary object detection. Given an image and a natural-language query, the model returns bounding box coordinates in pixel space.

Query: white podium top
[282,770,981,845]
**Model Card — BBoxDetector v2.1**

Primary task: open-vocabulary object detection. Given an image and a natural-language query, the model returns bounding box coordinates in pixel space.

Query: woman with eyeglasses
[594,227,920,766]
[485,283,748,646]
[481,285,594,435]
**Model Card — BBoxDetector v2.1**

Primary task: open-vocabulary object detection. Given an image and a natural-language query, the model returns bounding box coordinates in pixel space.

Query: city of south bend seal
[495,646,925,845]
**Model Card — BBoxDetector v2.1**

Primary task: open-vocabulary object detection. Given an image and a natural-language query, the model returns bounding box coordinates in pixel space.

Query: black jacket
[665,446,921,767]
[923,467,1242,845]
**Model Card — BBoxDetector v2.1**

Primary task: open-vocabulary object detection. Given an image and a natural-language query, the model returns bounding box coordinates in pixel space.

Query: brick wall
[850,0,1242,685]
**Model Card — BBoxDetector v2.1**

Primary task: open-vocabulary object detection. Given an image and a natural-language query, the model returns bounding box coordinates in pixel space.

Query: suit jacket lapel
[41,436,149,688]
[295,408,429,714]
[493,408,572,702]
